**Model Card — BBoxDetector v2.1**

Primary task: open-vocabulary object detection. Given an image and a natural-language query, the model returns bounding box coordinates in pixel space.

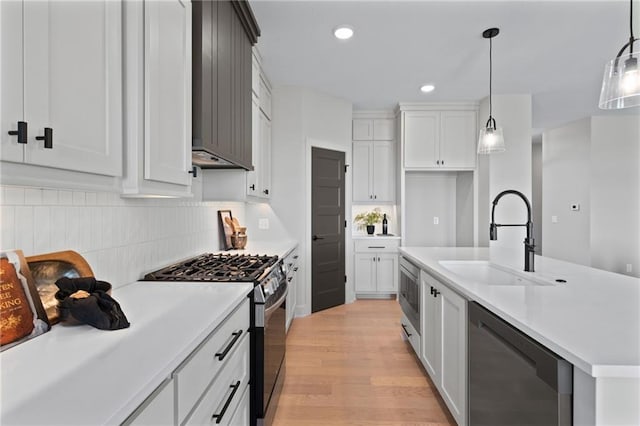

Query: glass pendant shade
[478,126,505,154]
[599,52,640,109]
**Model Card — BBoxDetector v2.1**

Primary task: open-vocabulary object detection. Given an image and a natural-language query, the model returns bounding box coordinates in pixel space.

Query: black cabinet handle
[312,235,324,241]
[433,289,440,297]
[293,255,299,259]
[293,267,298,272]
[430,286,434,295]
[35,127,53,149]
[188,166,198,178]
[401,323,412,337]
[249,184,255,190]
[378,257,380,261]
[8,121,27,144]
[287,276,293,282]
[211,380,241,424]
[215,330,243,361]
[263,189,269,195]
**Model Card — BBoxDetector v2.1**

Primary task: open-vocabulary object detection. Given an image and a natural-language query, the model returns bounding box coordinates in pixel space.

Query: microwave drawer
[354,239,400,253]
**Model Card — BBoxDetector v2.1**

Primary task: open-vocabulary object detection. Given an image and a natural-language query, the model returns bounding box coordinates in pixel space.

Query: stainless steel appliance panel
[468,302,572,426]
[399,257,421,334]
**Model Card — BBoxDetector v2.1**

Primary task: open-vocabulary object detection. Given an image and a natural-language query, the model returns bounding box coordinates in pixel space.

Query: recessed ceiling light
[420,84,435,93]
[334,25,354,40]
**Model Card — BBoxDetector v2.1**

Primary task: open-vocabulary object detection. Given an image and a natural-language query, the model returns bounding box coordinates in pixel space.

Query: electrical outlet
[258,218,269,230]
[626,264,633,273]
[571,203,580,211]
[551,215,558,223]
[433,217,439,225]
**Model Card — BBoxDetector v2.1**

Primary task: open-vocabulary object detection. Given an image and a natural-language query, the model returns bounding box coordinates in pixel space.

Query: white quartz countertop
[352,235,401,240]
[0,281,253,425]
[399,247,640,378]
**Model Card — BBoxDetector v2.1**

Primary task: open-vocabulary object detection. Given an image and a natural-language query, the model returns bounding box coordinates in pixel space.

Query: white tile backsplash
[0,185,245,289]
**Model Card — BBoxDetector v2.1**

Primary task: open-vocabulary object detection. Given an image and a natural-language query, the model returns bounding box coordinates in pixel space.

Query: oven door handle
[265,286,289,317]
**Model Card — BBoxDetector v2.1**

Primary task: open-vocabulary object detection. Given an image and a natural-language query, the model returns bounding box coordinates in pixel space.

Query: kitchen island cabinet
[400,246,640,426]
[0,281,253,425]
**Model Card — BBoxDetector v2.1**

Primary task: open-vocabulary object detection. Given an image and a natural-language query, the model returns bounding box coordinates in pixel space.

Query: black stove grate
[143,253,279,282]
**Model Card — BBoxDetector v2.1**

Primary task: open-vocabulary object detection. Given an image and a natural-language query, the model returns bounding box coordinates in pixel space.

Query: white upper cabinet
[143,0,192,186]
[245,50,271,199]
[401,105,477,170]
[121,0,193,197]
[1,0,122,176]
[353,118,395,141]
[352,116,396,203]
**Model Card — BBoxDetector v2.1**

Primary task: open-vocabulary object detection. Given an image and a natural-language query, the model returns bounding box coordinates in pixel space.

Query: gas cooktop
[143,253,279,282]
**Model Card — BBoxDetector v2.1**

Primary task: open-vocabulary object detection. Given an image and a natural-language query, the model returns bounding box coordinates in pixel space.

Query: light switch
[433,217,439,225]
[551,215,558,223]
[258,218,269,229]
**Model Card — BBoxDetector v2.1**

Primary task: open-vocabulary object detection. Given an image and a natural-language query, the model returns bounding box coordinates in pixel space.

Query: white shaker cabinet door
[375,253,398,292]
[22,0,122,176]
[0,0,25,163]
[372,141,395,202]
[403,111,439,168]
[247,98,260,196]
[421,272,440,380]
[144,0,192,186]
[354,254,376,292]
[352,141,373,202]
[439,282,467,426]
[259,111,272,198]
[440,110,476,169]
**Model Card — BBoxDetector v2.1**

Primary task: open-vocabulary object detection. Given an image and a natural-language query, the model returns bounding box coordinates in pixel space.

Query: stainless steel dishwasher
[468,302,573,425]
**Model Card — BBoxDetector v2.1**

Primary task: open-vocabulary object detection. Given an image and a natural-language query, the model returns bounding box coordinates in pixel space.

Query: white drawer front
[124,377,174,426]
[175,298,249,423]
[227,383,250,426]
[185,334,250,426]
[354,239,400,253]
[401,312,420,357]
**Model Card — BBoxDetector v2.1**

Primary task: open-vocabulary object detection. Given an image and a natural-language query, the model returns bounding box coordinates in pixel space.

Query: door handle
[8,121,27,144]
[312,235,324,241]
[35,127,53,149]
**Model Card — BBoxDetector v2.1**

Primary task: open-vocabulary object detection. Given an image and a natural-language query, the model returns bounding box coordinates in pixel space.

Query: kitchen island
[400,246,640,425]
[0,280,253,425]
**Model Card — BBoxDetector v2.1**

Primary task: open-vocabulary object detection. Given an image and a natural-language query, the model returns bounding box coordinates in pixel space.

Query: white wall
[541,114,640,277]
[542,119,592,266]
[478,94,533,254]
[590,115,640,277]
[270,86,352,316]
[0,185,245,288]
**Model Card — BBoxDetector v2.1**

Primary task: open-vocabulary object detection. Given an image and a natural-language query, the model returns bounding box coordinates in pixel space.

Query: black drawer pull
[8,121,27,144]
[35,127,53,149]
[215,330,243,361]
[293,255,299,259]
[368,246,385,249]
[401,323,412,337]
[293,267,298,272]
[287,276,293,282]
[211,380,241,424]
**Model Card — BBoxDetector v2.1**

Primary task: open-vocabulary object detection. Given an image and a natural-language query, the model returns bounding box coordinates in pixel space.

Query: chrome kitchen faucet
[490,190,536,272]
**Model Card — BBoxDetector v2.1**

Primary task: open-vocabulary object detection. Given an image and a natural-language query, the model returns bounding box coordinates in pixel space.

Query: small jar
[231,231,247,249]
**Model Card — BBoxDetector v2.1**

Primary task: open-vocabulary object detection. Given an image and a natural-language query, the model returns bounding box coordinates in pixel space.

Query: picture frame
[1,250,51,351]
[218,210,234,250]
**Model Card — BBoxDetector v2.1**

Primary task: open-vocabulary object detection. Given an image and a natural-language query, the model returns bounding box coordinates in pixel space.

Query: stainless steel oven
[399,256,421,335]
[253,262,287,426]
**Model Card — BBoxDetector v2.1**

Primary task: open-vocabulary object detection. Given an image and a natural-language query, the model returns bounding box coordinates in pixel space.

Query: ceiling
[249,0,637,133]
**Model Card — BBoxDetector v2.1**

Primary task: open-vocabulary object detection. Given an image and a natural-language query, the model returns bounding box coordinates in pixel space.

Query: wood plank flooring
[273,300,456,426]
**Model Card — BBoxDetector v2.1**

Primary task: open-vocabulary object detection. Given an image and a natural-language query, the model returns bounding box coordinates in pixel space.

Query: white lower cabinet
[124,298,250,426]
[420,270,467,426]
[124,377,175,426]
[354,239,399,296]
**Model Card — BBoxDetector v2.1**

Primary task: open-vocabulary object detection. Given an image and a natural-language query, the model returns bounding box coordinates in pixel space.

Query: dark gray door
[311,147,345,312]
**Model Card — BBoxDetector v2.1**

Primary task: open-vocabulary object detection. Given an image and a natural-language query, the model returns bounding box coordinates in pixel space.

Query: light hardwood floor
[273,299,456,426]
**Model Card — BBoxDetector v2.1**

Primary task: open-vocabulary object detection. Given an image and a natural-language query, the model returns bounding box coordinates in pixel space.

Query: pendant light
[478,28,506,154]
[599,0,639,109]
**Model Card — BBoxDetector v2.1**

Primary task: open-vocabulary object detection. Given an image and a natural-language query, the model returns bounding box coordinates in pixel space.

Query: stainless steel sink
[438,260,562,286]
